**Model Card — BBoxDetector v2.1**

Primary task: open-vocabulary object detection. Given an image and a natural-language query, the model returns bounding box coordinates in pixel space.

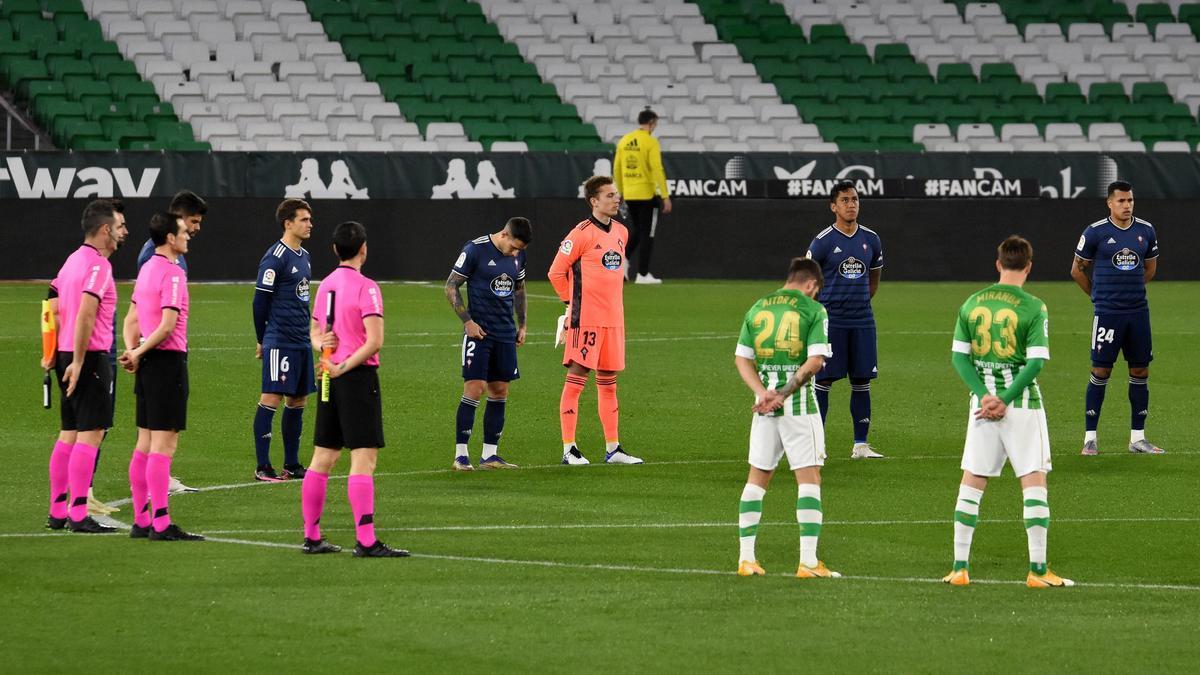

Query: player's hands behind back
[975,394,1007,421]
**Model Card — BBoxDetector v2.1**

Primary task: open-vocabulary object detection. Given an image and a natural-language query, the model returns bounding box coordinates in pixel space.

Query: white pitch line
[160,515,1200,537]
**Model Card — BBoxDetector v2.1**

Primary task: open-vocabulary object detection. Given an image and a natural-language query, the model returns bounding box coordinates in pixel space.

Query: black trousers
[624,197,661,276]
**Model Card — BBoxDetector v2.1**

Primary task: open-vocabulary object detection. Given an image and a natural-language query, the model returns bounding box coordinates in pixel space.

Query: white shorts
[749,413,825,471]
[961,406,1052,478]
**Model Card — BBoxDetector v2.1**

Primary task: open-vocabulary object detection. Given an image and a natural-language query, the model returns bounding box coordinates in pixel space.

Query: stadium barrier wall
[1,151,1199,200]
[8,197,1195,282]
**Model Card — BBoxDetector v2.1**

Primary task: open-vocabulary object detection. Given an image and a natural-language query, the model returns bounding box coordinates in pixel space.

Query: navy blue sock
[483,397,507,445]
[456,397,479,444]
[850,379,871,444]
[281,405,304,466]
[814,382,831,425]
[254,403,277,467]
[1085,375,1108,432]
[1128,376,1148,430]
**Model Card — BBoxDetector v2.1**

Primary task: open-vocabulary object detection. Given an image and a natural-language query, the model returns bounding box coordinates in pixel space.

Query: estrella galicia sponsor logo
[839,257,866,279]
[296,278,310,302]
[602,250,622,270]
[1112,247,1139,271]
[491,273,514,297]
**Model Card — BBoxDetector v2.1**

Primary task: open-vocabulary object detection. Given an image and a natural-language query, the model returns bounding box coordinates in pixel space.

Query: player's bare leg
[1127,366,1163,454]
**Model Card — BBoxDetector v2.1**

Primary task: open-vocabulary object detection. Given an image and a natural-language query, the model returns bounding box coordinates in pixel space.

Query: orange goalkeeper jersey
[548,216,628,328]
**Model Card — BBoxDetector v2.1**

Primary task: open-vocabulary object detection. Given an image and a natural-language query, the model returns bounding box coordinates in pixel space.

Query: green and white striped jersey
[736,289,831,416]
[951,283,1050,410]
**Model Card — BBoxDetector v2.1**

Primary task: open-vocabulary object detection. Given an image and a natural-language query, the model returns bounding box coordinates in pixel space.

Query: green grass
[1,280,1197,672]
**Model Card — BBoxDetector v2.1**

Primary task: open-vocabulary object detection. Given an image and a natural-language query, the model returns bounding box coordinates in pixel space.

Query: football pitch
[2,279,1197,673]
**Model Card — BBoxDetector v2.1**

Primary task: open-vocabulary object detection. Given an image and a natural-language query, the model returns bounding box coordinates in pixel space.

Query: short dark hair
[997,235,1033,270]
[276,198,311,231]
[637,108,658,125]
[332,221,367,261]
[583,175,613,203]
[148,211,183,247]
[107,198,125,214]
[504,217,532,244]
[80,199,116,237]
[829,179,857,203]
[787,257,823,288]
[1107,180,1133,196]
[169,190,208,217]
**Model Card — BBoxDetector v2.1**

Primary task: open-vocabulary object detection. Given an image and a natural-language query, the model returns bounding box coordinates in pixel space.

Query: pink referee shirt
[313,265,383,367]
[133,254,189,352]
[51,244,115,353]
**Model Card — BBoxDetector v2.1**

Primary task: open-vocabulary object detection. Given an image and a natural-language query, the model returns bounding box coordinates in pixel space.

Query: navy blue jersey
[255,240,312,348]
[1076,217,1158,314]
[138,238,188,273]
[451,235,526,343]
[806,224,883,328]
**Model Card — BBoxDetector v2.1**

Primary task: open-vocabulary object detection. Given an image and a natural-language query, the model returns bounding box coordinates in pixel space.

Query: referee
[121,212,203,541]
[614,108,672,285]
[299,221,408,558]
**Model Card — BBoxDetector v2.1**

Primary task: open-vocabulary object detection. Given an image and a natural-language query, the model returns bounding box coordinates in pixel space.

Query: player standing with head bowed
[445,217,532,471]
[943,236,1071,588]
[733,257,839,579]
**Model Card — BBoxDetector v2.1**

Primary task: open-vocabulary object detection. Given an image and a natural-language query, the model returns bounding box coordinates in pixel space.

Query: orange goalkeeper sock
[596,375,619,443]
[559,374,587,443]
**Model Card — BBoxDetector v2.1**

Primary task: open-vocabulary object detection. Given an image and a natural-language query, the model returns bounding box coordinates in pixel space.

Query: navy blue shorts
[461,335,520,382]
[261,346,317,396]
[1091,310,1153,368]
[819,325,878,381]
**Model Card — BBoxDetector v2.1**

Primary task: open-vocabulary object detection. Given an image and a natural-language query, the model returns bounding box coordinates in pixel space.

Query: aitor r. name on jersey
[256,240,312,348]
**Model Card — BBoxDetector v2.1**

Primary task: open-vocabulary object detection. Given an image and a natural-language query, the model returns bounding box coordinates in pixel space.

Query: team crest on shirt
[296,277,310,301]
[491,273,514,297]
[839,257,866,279]
[1112,248,1139,271]
[602,250,623,270]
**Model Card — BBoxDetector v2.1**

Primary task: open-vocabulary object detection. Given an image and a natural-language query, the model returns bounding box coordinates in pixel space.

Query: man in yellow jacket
[614,109,672,284]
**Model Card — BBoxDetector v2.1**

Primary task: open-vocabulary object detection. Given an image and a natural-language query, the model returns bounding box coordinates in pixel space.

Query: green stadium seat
[846,103,890,124]
[980,63,1020,86]
[887,61,933,83]
[873,43,914,64]
[1045,82,1086,105]
[809,24,848,44]
[305,0,353,21]
[1131,82,1173,105]
[937,62,976,84]
[74,138,120,150]
[1088,82,1128,105]
[891,103,935,126]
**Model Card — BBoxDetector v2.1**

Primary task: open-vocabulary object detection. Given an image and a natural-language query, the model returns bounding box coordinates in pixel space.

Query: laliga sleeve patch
[454,251,467,268]
[262,268,276,287]
[559,239,573,255]
[1076,235,1086,251]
